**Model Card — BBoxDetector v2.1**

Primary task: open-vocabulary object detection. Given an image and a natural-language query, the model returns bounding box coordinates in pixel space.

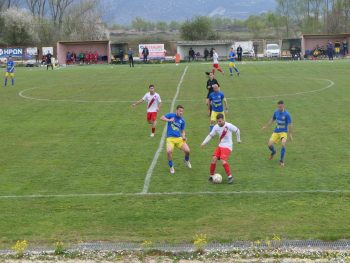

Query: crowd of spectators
[308,39,348,60]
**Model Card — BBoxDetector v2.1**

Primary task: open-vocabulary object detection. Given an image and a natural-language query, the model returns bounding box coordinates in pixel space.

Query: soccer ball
[212,173,222,184]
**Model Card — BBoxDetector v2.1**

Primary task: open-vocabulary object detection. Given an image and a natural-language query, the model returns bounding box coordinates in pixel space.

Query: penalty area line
[141,65,189,194]
[0,189,350,199]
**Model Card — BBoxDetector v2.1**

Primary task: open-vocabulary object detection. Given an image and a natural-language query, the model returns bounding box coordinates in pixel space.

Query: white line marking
[18,78,334,103]
[141,65,189,194]
[0,189,349,199]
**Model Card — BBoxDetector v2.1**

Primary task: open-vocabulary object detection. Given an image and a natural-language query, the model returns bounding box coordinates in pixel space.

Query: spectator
[93,51,98,64]
[119,49,124,64]
[209,48,214,58]
[204,48,209,61]
[237,45,243,61]
[72,52,76,64]
[84,50,89,64]
[66,51,71,65]
[327,41,334,60]
[89,51,93,64]
[142,46,149,63]
[79,51,84,64]
[128,48,134,67]
[188,47,195,62]
[343,39,348,56]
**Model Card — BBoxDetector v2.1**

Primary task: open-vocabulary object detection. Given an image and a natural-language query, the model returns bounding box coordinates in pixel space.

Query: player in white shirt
[211,48,224,75]
[201,113,241,184]
[132,84,162,137]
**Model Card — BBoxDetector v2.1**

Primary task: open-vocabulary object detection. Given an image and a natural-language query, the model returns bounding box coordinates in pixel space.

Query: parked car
[265,44,281,57]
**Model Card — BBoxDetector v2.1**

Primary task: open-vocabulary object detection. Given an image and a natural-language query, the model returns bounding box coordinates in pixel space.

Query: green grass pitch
[0,60,349,246]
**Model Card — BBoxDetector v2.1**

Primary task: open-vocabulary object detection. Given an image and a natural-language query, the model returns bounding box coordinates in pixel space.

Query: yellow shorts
[5,72,15,78]
[166,137,185,150]
[211,111,225,122]
[229,62,236,68]
[270,132,288,144]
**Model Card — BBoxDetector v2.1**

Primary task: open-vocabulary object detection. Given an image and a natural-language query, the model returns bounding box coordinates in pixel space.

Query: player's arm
[201,129,216,148]
[262,118,274,130]
[230,124,241,143]
[288,123,293,141]
[160,114,174,122]
[223,98,229,112]
[131,98,144,107]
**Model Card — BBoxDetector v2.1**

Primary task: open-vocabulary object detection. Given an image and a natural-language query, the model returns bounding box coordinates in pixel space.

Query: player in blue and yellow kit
[228,48,240,77]
[262,100,293,166]
[208,84,228,132]
[161,105,191,174]
[4,56,15,86]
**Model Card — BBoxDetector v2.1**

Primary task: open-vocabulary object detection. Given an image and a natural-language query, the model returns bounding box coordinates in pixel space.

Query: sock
[4,78,7,86]
[152,127,155,134]
[11,78,14,86]
[210,163,216,175]
[229,68,233,74]
[223,163,231,177]
[185,155,189,162]
[210,125,214,132]
[269,145,276,154]
[281,147,286,162]
[234,68,239,73]
[168,160,173,168]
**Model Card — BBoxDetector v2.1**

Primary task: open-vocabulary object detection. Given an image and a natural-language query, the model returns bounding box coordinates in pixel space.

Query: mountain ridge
[101,0,276,25]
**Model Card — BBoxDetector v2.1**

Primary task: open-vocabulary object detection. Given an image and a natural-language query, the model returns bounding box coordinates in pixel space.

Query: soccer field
[0,60,349,246]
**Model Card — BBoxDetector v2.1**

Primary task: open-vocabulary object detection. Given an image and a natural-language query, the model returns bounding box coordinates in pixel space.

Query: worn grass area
[0,60,349,246]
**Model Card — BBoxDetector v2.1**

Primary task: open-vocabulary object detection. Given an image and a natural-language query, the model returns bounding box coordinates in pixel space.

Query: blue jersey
[208,91,225,112]
[6,61,15,73]
[229,51,236,62]
[273,110,292,133]
[165,113,185,138]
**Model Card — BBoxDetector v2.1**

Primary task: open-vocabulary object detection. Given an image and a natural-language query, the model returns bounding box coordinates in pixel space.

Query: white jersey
[213,52,219,64]
[142,92,161,113]
[209,122,240,151]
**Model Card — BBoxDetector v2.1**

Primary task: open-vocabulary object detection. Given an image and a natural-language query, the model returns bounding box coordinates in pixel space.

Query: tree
[1,7,38,45]
[180,16,216,41]
[156,21,168,31]
[48,0,73,32]
[26,0,47,19]
[245,15,265,37]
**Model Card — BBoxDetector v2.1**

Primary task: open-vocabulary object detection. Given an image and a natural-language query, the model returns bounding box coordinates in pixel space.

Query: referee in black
[206,72,220,116]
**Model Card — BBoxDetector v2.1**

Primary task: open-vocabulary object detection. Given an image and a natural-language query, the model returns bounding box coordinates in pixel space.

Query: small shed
[57,40,111,65]
[301,33,350,56]
[176,40,234,60]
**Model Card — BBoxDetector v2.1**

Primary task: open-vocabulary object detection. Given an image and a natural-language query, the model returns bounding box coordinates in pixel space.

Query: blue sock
[11,78,14,86]
[4,78,7,86]
[210,125,214,132]
[234,68,239,73]
[185,156,189,162]
[229,68,233,74]
[281,147,286,161]
[269,145,276,154]
[168,160,173,168]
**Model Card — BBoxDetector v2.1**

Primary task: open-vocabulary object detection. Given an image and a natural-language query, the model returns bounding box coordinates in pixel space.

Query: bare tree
[26,0,47,19]
[0,0,22,11]
[48,0,73,30]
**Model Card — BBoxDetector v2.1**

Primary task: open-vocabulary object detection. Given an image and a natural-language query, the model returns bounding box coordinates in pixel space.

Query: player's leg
[166,139,175,174]
[217,65,224,74]
[150,113,157,137]
[268,134,277,160]
[10,73,15,86]
[280,137,287,166]
[220,148,233,184]
[4,72,9,86]
[181,142,191,168]
[209,155,219,182]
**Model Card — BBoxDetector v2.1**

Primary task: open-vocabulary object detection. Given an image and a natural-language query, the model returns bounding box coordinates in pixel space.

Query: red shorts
[146,112,157,121]
[213,147,231,161]
[213,63,219,69]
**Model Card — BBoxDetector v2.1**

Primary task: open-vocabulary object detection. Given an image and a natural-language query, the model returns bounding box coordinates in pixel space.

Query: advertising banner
[0,48,24,58]
[138,44,165,59]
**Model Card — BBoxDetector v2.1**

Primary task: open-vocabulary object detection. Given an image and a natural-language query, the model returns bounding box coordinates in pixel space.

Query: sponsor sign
[139,44,165,59]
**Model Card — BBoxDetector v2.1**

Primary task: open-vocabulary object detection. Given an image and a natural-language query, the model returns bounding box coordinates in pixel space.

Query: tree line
[0,0,109,46]
[115,0,350,40]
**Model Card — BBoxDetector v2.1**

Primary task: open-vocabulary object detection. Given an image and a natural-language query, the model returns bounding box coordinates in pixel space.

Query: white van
[265,44,281,57]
